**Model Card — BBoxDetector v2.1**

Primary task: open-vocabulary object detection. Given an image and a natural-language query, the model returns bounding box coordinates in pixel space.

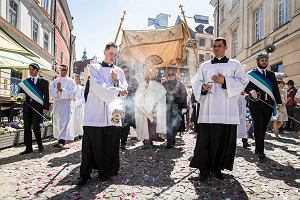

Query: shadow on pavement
[0,139,64,166]
[45,140,184,199]
[236,146,300,189]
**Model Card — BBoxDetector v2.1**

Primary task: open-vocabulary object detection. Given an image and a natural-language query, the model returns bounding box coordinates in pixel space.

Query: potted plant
[0,126,18,149]
[41,112,52,139]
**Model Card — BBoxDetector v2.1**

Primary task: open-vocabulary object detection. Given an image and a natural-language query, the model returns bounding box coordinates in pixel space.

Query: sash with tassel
[248,69,277,116]
[19,78,44,106]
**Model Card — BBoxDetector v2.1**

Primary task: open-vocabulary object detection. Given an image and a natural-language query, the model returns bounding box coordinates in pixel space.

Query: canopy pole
[179,4,199,67]
[114,11,126,43]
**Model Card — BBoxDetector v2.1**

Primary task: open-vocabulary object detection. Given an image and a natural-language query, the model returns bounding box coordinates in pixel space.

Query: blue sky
[68,0,215,61]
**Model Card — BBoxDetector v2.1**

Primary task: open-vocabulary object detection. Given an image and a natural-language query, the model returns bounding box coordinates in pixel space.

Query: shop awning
[0,27,36,57]
[0,27,54,74]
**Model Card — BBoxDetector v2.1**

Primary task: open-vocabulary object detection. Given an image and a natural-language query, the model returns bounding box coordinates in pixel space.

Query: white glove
[182,108,187,114]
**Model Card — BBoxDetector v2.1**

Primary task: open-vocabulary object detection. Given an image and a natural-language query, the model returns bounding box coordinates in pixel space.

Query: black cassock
[80,126,121,178]
[190,123,237,171]
[163,80,187,145]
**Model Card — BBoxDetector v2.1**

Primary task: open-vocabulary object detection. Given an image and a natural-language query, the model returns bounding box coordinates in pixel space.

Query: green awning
[0,27,37,57]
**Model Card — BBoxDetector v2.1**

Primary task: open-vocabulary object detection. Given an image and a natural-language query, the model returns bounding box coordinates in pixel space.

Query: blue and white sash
[19,78,44,106]
[248,69,277,115]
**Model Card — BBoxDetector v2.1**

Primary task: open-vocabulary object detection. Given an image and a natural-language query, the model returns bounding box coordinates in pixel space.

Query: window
[278,0,289,26]
[32,17,39,43]
[8,0,18,27]
[199,54,204,62]
[271,62,283,73]
[211,40,214,47]
[41,0,49,12]
[10,70,22,96]
[199,38,205,47]
[43,31,49,51]
[232,29,238,56]
[255,6,264,42]
[220,6,225,22]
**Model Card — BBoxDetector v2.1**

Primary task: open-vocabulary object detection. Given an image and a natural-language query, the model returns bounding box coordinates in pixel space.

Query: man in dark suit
[18,63,50,155]
[245,54,282,160]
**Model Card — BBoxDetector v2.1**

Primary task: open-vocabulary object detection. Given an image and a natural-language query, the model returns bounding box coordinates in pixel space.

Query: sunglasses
[168,73,175,77]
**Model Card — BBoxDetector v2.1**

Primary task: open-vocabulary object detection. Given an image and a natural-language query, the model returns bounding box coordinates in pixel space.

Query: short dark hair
[214,37,227,46]
[105,42,118,50]
[60,64,69,69]
[121,65,129,70]
[287,80,294,86]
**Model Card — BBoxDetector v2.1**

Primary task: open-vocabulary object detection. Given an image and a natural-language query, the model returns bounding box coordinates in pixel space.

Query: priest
[163,67,187,149]
[189,37,249,181]
[77,42,128,186]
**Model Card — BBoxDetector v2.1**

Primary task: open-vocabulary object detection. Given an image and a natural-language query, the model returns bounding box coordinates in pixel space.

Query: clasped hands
[202,73,225,92]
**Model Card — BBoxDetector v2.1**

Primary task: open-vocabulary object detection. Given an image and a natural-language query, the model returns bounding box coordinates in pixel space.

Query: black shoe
[165,144,174,149]
[215,171,224,180]
[120,144,126,151]
[76,177,89,186]
[38,145,44,152]
[243,142,251,148]
[99,176,109,181]
[198,172,209,182]
[20,149,33,155]
[258,152,266,160]
[54,143,64,148]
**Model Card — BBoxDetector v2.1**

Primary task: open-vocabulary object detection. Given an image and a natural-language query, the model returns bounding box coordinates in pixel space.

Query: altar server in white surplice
[189,37,249,181]
[77,42,128,186]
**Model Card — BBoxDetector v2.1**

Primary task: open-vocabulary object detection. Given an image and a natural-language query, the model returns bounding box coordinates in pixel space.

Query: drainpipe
[216,0,220,37]
[53,0,57,72]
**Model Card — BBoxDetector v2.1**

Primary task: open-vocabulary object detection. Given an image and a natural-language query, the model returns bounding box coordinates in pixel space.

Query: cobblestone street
[0,131,299,200]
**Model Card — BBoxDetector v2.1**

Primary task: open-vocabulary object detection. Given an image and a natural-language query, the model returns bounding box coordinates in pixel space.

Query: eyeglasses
[60,69,68,71]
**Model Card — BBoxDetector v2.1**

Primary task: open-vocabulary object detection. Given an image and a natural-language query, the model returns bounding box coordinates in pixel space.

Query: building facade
[0,0,55,97]
[52,0,73,72]
[210,0,300,86]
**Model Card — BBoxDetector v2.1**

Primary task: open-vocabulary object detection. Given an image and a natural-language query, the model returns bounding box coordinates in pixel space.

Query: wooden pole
[114,11,126,43]
[179,4,199,67]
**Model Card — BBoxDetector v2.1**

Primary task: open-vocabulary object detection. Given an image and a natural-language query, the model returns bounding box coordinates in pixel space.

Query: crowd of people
[16,38,300,186]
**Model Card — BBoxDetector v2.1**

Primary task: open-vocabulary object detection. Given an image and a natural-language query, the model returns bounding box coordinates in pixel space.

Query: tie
[31,77,35,84]
[262,70,268,100]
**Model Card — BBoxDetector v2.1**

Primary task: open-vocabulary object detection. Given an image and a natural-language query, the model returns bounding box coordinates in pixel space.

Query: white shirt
[31,75,39,84]
[257,67,266,76]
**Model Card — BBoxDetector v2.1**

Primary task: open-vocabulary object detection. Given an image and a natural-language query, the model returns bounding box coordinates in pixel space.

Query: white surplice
[237,94,248,138]
[49,76,76,140]
[70,84,85,136]
[83,64,128,127]
[191,59,249,125]
[135,80,167,141]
